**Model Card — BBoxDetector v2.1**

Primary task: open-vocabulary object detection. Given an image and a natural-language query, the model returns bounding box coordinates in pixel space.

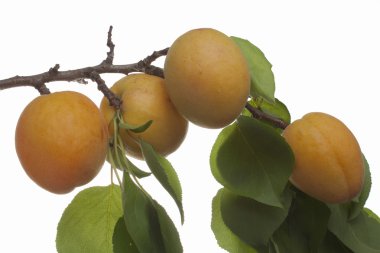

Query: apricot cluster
[101,28,250,159]
[15,27,251,193]
[14,28,366,204]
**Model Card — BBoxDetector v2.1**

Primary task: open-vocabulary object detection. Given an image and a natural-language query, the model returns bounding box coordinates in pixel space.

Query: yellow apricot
[15,91,109,194]
[100,74,188,159]
[164,28,250,128]
[282,112,364,203]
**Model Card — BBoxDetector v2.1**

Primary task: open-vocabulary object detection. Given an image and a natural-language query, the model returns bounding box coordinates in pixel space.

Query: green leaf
[328,204,380,253]
[271,189,331,252]
[127,157,151,178]
[119,119,153,133]
[123,173,164,253]
[211,189,258,253]
[210,115,294,207]
[113,217,140,253]
[318,231,353,253]
[292,189,330,250]
[365,208,380,223]
[56,185,125,253]
[140,140,184,224]
[231,36,275,103]
[271,220,309,253]
[152,200,183,253]
[348,154,371,220]
[220,188,292,249]
[122,172,183,253]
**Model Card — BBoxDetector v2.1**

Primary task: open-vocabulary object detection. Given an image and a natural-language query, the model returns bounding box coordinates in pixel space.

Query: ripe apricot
[15,91,109,194]
[164,28,250,128]
[100,74,188,159]
[282,112,364,203]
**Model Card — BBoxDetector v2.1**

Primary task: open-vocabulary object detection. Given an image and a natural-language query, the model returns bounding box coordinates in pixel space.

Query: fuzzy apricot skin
[164,28,250,129]
[282,112,364,203]
[15,91,109,194]
[100,74,188,159]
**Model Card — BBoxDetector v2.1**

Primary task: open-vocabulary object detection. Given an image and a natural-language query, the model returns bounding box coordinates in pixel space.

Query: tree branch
[0,59,165,90]
[35,83,51,95]
[0,26,289,129]
[102,26,115,65]
[0,26,166,109]
[89,71,122,109]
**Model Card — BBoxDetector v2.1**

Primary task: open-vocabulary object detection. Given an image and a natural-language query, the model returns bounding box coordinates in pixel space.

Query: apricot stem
[35,83,51,95]
[90,72,122,109]
[112,115,124,169]
[245,102,289,130]
[113,167,123,188]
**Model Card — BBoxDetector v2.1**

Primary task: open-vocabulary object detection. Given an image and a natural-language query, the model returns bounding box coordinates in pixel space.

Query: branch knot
[49,64,60,75]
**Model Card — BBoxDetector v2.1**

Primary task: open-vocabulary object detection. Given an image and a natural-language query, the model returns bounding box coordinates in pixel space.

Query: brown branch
[0,56,167,88]
[102,26,115,65]
[0,26,167,106]
[138,48,169,67]
[245,103,289,129]
[0,26,288,129]
[89,72,121,109]
[35,83,50,95]
[0,63,165,89]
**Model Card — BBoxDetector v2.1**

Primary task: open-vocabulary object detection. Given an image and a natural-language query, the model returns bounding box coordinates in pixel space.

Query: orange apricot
[282,112,364,203]
[15,91,109,194]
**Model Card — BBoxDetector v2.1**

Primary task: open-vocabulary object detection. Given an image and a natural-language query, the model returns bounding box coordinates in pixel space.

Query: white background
[1,1,380,252]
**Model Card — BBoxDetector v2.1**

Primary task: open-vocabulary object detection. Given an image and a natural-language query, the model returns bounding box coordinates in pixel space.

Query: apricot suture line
[0,25,288,130]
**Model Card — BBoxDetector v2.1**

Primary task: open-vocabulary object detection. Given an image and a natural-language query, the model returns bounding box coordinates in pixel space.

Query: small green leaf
[365,208,380,223]
[210,115,294,207]
[56,185,124,253]
[112,217,140,253]
[126,155,151,178]
[111,142,151,178]
[244,98,291,126]
[140,140,184,224]
[328,204,380,253]
[348,154,371,220]
[122,172,182,253]
[260,98,290,124]
[231,36,275,103]
[119,119,153,133]
[211,189,258,253]
[220,188,292,249]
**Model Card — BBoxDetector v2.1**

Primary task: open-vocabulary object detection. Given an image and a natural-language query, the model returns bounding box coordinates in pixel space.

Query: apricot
[282,112,364,203]
[100,74,188,159]
[15,91,109,194]
[164,28,250,128]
